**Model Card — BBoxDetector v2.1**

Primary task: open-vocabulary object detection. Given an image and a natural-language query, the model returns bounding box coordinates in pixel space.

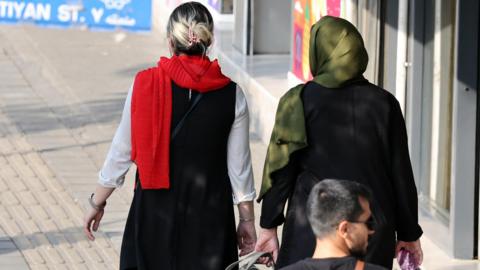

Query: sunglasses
[348,216,376,231]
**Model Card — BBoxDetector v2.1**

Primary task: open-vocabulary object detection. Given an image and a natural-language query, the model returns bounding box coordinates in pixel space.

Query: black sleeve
[365,263,389,270]
[388,96,423,241]
[259,154,300,229]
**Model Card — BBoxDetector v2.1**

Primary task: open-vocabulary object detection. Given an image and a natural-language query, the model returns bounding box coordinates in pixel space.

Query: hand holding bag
[225,252,275,270]
[397,248,420,270]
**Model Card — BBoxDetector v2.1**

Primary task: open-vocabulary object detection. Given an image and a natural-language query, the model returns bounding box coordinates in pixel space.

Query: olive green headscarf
[258,16,369,201]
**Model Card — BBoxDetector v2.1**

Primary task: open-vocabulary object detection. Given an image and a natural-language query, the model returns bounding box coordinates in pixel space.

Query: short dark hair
[306,179,372,239]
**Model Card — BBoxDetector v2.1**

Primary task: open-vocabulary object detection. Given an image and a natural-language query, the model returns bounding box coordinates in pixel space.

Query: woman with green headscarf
[255,16,423,269]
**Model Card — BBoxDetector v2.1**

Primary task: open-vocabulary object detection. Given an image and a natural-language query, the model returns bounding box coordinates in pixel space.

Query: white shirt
[98,84,256,204]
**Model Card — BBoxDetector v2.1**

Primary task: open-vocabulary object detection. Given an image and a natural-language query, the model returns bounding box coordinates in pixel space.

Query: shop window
[233,0,291,54]
[418,0,456,223]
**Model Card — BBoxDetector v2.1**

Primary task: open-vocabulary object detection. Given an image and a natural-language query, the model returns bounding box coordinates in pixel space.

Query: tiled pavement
[0,31,125,269]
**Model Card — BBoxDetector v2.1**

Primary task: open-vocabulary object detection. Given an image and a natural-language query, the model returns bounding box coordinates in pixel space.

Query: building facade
[169,0,480,259]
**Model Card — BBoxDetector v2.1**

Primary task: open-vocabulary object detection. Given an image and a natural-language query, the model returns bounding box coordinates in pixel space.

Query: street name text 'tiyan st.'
[0,1,107,23]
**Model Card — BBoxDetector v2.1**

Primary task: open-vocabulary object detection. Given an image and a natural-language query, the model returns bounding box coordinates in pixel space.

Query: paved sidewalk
[0,31,127,269]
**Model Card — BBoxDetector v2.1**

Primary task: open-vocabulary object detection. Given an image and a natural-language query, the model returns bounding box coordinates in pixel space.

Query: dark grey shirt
[280,256,388,270]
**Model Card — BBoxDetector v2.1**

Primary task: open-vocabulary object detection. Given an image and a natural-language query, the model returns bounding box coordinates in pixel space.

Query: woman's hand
[237,220,257,256]
[83,186,114,240]
[237,201,256,256]
[396,239,423,265]
[255,227,279,266]
[83,207,105,241]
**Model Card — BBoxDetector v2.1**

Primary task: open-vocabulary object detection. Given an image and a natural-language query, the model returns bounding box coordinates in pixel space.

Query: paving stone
[0,254,31,268]
[0,177,8,192]
[54,218,77,233]
[91,236,112,249]
[61,203,85,223]
[70,263,89,270]
[25,205,50,221]
[22,248,47,265]
[83,261,110,270]
[0,217,22,236]
[24,176,48,192]
[0,191,20,206]
[55,190,78,205]
[7,205,31,222]
[0,239,16,249]
[30,264,50,270]
[12,235,34,250]
[31,233,52,248]
[16,190,40,206]
[12,136,34,152]
[0,155,8,165]
[25,153,55,178]
[5,176,28,192]
[45,233,71,249]
[18,218,41,234]
[96,246,118,263]
[9,155,37,179]
[64,232,91,249]
[45,205,68,220]
[0,206,12,220]
[29,176,57,193]
[40,245,65,265]
[0,138,15,153]
[51,264,71,270]
[34,191,58,206]
[37,219,59,234]
[78,247,103,264]
[0,163,19,178]
[59,247,84,264]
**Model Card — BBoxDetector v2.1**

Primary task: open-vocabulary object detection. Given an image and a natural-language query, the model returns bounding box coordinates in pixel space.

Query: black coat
[260,81,423,269]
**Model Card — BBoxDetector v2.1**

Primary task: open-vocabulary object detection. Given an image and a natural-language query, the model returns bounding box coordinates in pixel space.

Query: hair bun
[188,21,213,47]
[167,2,214,55]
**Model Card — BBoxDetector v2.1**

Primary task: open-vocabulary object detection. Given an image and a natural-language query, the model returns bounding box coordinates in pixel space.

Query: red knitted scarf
[131,54,231,189]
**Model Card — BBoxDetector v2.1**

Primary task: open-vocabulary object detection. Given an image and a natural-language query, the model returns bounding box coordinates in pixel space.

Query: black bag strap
[171,92,203,139]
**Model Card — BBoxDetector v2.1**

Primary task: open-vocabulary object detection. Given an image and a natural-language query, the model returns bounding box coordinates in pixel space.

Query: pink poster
[327,0,341,17]
[292,0,344,81]
[166,0,183,9]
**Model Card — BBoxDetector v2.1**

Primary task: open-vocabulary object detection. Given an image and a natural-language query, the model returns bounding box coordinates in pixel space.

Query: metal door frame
[391,0,479,259]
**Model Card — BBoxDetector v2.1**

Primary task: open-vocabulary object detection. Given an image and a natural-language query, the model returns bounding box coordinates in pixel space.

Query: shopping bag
[397,248,420,270]
[225,251,275,270]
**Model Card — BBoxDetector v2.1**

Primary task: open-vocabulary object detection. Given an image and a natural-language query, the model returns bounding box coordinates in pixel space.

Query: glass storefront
[417,0,456,223]
[287,0,478,257]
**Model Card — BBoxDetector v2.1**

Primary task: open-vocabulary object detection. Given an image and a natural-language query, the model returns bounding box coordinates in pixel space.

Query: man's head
[306,179,375,258]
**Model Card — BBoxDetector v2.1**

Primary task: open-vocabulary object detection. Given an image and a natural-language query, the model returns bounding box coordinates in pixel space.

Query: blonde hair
[167,2,214,55]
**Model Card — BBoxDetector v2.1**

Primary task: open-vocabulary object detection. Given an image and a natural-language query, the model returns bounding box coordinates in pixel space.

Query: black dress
[260,81,423,269]
[120,82,239,270]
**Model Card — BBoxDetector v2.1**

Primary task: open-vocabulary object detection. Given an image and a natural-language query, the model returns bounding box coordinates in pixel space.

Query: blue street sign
[0,0,152,31]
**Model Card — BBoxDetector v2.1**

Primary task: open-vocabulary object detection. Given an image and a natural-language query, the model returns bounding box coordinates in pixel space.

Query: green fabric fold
[258,16,369,201]
[258,84,307,201]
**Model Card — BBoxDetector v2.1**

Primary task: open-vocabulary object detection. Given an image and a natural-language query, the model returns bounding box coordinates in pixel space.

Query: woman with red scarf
[83,2,257,269]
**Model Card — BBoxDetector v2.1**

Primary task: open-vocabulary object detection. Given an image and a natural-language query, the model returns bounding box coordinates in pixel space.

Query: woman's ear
[205,37,214,56]
[167,37,175,55]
